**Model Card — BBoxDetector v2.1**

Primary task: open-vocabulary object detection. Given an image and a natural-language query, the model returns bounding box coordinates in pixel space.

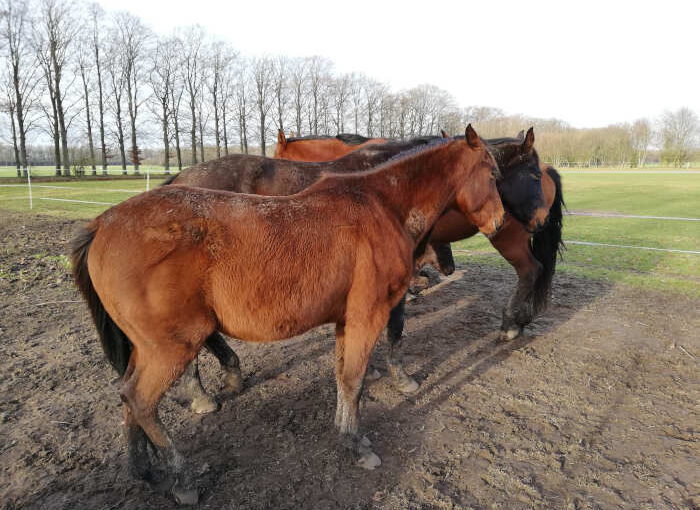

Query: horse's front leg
[178,332,243,414]
[334,310,389,470]
[489,220,543,340]
[179,356,219,414]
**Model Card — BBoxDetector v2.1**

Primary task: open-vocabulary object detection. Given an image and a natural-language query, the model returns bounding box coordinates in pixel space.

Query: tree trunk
[9,106,21,177]
[213,86,221,158]
[189,92,197,164]
[161,101,170,173]
[222,103,229,155]
[80,67,97,174]
[126,78,139,174]
[11,69,28,173]
[260,111,266,156]
[198,110,205,162]
[115,100,127,174]
[95,45,107,174]
[51,52,70,176]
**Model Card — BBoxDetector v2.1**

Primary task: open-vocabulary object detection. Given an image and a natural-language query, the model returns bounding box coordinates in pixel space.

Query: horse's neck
[366,145,463,238]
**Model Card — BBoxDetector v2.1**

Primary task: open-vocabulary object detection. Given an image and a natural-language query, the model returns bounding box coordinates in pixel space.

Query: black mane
[286,133,373,145]
[335,133,372,145]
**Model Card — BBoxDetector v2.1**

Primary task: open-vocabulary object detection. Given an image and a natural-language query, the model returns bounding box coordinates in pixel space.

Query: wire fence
[2,169,698,256]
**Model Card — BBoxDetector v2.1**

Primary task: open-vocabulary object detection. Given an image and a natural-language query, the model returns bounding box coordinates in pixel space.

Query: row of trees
[1,0,699,177]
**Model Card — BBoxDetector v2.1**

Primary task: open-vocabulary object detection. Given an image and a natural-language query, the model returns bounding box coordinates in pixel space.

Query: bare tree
[330,73,351,134]
[348,73,364,134]
[272,55,289,134]
[35,0,78,175]
[363,79,384,137]
[178,26,205,165]
[1,75,21,173]
[306,56,332,135]
[288,57,306,136]
[234,58,250,154]
[252,56,274,156]
[149,36,177,173]
[88,3,108,174]
[660,108,698,166]
[169,59,185,171]
[106,41,128,173]
[630,118,651,167]
[76,34,96,173]
[115,12,150,173]
[205,40,237,159]
[2,0,40,175]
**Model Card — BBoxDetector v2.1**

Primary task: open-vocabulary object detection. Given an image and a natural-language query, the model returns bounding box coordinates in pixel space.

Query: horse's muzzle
[486,212,507,240]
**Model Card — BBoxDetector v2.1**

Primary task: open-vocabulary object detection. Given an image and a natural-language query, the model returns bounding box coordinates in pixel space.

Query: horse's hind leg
[181,357,219,414]
[122,361,155,481]
[204,332,243,394]
[385,295,420,394]
[120,344,200,505]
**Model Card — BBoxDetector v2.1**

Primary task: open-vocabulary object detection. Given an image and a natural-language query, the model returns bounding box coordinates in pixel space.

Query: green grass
[1,168,699,296]
[0,165,171,178]
[454,170,700,297]
[0,179,166,218]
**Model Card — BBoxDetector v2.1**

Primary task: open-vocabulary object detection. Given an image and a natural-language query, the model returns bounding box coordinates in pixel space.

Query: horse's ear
[521,127,535,153]
[516,129,525,141]
[277,129,287,147]
[465,124,483,149]
[440,129,450,138]
[289,131,295,137]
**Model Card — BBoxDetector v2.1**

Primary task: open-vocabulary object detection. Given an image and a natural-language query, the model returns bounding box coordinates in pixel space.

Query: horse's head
[453,124,505,238]
[488,128,549,232]
[273,130,289,158]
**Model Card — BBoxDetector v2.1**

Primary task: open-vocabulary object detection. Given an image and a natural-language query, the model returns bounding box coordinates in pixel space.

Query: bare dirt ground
[1,211,698,510]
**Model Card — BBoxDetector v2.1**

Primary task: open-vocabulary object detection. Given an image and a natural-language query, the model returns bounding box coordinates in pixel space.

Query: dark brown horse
[272,128,564,393]
[72,126,504,503]
[274,130,386,160]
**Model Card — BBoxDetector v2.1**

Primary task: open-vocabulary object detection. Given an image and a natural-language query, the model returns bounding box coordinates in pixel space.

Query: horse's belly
[431,210,478,243]
[217,303,336,343]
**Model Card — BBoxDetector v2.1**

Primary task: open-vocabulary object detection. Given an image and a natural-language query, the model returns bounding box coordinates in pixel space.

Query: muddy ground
[0,211,697,510]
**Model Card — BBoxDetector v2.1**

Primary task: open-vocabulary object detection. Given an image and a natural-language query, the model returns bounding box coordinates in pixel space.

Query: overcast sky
[97,0,697,129]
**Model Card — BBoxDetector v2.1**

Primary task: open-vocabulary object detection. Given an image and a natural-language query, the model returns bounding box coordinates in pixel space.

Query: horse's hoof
[365,368,382,382]
[172,485,199,505]
[357,442,381,470]
[223,371,243,394]
[396,377,420,395]
[190,395,219,414]
[501,326,522,341]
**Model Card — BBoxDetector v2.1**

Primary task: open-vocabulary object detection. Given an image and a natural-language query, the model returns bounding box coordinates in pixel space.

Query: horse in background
[274,130,386,161]
[72,126,504,504]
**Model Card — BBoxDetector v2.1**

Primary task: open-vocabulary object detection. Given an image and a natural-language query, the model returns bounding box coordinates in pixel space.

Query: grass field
[1,169,699,296]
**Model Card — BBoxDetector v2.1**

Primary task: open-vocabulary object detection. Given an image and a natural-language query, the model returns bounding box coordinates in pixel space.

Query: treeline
[2,0,699,177]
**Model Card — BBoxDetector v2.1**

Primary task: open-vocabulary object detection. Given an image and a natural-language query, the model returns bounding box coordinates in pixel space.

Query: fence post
[27,165,33,210]
[146,166,150,191]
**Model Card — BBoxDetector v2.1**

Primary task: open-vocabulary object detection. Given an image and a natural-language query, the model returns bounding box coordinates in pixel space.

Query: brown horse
[274,130,386,160]
[72,126,504,503]
[272,128,564,393]
[161,137,446,413]
[166,129,555,407]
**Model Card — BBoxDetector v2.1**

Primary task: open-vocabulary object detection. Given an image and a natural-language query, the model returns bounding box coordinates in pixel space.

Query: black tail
[530,166,565,315]
[160,173,178,186]
[71,224,132,376]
